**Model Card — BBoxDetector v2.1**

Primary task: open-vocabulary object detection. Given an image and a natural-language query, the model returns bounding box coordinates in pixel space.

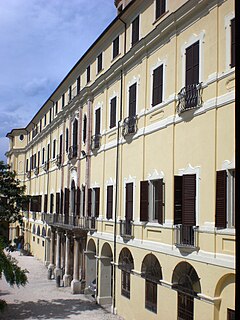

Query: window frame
[150,61,166,108]
[96,52,103,74]
[86,65,91,84]
[224,12,235,71]
[155,0,166,21]
[127,78,139,118]
[109,96,117,129]
[131,14,140,47]
[112,35,120,60]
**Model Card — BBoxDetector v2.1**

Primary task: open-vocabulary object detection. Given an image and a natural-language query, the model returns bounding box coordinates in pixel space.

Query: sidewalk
[0,251,124,320]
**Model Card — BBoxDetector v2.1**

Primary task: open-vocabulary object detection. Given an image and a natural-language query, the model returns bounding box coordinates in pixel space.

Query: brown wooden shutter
[174,176,182,224]
[126,183,133,221]
[38,195,42,212]
[110,97,117,129]
[156,179,163,224]
[82,186,85,216]
[65,128,69,153]
[132,15,139,46]
[156,0,166,19]
[140,181,149,222]
[56,193,60,214]
[83,115,87,144]
[76,187,81,215]
[107,185,113,219]
[50,194,54,214]
[60,190,64,214]
[73,119,78,148]
[95,108,101,135]
[182,174,196,226]
[64,188,69,215]
[231,18,235,68]
[186,41,199,86]
[129,83,137,117]
[152,65,163,106]
[88,189,92,217]
[94,188,100,218]
[44,194,48,213]
[215,170,227,228]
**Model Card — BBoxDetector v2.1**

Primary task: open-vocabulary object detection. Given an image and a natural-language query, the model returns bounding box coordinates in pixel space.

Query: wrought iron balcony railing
[176,83,202,115]
[91,134,101,151]
[45,214,96,231]
[68,145,78,160]
[56,154,62,168]
[43,161,49,172]
[174,225,199,249]
[122,116,137,137]
[34,167,39,175]
[120,220,134,238]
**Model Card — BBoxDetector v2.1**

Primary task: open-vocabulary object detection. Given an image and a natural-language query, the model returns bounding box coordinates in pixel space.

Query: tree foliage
[0,161,28,312]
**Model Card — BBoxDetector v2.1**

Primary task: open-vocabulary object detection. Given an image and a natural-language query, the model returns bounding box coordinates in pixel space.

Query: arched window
[141,254,162,313]
[172,262,201,320]
[118,248,134,299]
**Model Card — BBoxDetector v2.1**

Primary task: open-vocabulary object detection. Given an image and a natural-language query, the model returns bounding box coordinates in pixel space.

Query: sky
[0,0,116,162]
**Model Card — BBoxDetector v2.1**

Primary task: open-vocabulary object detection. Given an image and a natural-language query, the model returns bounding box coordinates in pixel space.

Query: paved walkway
[0,251,124,320]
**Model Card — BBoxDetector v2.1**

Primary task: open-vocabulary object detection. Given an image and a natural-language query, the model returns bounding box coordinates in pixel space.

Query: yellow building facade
[6,0,235,319]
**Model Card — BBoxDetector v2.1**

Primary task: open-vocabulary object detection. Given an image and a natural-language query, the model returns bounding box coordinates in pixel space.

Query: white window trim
[105,178,116,221]
[153,0,168,23]
[224,12,235,71]
[149,58,167,109]
[131,13,141,47]
[126,76,140,118]
[178,164,201,226]
[94,102,103,135]
[123,175,136,222]
[108,92,118,130]
[180,31,205,88]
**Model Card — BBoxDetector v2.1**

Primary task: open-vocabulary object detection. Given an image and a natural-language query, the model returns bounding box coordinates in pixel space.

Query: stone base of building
[71,279,81,294]
[63,274,72,287]
[97,296,112,305]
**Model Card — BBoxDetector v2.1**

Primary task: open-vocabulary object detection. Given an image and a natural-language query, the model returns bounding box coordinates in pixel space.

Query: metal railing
[68,145,78,160]
[176,83,202,115]
[43,161,49,172]
[122,116,137,137]
[91,134,101,151]
[45,214,96,231]
[56,154,62,168]
[34,167,39,175]
[120,220,133,238]
[174,225,199,248]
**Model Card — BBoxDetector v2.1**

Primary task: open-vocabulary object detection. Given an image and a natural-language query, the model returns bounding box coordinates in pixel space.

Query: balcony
[34,167,39,175]
[56,154,62,168]
[122,116,137,137]
[45,214,96,231]
[91,134,101,151]
[43,161,49,172]
[120,220,134,239]
[176,83,202,115]
[68,145,78,160]
[174,225,199,251]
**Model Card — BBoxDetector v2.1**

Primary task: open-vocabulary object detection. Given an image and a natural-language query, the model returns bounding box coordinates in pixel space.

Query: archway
[98,243,113,304]
[85,239,97,290]
[172,262,201,320]
[118,248,134,299]
[141,254,162,313]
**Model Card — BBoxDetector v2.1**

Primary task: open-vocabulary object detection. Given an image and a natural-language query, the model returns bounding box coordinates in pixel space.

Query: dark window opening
[110,97,117,128]
[152,65,163,106]
[107,185,113,219]
[87,65,91,83]
[113,36,119,59]
[97,53,103,73]
[156,0,166,20]
[129,83,137,117]
[132,15,139,46]
[230,18,235,68]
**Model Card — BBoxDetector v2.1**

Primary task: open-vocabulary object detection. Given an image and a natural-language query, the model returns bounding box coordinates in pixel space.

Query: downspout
[113,16,126,314]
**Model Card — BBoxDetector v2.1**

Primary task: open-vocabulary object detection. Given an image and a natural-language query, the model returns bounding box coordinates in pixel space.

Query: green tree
[0,161,28,311]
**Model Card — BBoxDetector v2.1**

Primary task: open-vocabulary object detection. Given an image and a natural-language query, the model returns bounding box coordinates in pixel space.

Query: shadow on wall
[0,298,102,320]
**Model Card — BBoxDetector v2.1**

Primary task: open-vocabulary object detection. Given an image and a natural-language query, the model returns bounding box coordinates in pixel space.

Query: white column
[63,232,72,286]
[71,237,81,294]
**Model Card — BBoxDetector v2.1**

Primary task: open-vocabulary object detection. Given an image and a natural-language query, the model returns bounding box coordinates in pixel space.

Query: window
[44,114,47,126]
[122,270,131,299]
[93,187,100,218]
[77,76,81,94]
[68,85,72,102]
[216,170,235,228]
[97,53,103,73]
[81,186,85,216]
[50,194,54,214]
[42,148,45,164]
[44,194,48,213]
[26,159,29,172]
[66,128,69,153]
[55,101,58,115]
[37,151,40,168]
[118,248,134,299]
[113,36,119,59]
[227,308,235,320]
[62,94,65,108]
[83,115,87,144]
[140,179,164,223]
[152,65,163,107]
[56,193,60,215]
[129,83,137,117]
[174,174,196,245]
[88,188,92,217]
[52,139,56,159]
[155,0,166,20]
[132,15,139,46]
[230,18,235,68]
[106,185,113,219]
[39,119,42,132]
[186,41,199,87]
[47,143,50,161]
[72,119,78,156]
[110,97,117,128]
[87,65,91,83]
[59,134,63,156]
[64,188,70,216]
[95,108,101,135]
[125,183,133,235]
[49,108,52,123]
